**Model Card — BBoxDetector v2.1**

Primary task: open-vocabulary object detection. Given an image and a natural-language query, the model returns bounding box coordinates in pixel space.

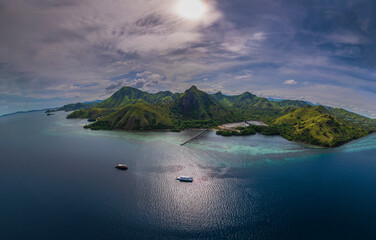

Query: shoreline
[72,111,374,148]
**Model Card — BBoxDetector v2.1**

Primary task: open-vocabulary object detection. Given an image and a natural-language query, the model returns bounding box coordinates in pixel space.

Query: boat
[115,164,128,170]
[176,176,193,182]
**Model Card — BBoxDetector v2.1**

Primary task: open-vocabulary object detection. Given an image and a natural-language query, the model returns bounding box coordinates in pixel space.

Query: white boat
[176,176,193,182]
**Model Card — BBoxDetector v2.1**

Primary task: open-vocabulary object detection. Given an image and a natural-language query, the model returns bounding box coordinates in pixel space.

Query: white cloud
[327,32,365,45]
[104,70,164,94]
[283,79,298,85]
[234,70,254,80]
[221,31,266,54]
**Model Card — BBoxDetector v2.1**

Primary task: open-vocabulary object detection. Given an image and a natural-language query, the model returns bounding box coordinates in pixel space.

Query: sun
[176,0,207,20]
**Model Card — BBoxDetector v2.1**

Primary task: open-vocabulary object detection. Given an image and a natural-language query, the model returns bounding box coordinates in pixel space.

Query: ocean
[0,111,375,239]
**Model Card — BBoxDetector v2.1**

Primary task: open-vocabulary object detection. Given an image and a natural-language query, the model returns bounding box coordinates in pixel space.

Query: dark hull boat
[115,164,128,170]
[176,176,193,182]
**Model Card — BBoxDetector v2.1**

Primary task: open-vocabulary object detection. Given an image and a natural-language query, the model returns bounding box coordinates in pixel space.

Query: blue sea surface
[0,111,376,239]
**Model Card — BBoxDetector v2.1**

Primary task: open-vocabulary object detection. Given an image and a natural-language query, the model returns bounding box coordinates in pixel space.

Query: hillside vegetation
[97,87,178,109]
[328,108,376,126]
[46,101,101,113]
[171,86,230,120]
[67,108,115,121]
[273,106,371,147]
[64,85,375,147]
[211,91,306,120]
[87,103,171,130]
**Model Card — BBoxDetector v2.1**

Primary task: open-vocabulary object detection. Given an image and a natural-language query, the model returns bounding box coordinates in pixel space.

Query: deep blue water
[0,111,376,239]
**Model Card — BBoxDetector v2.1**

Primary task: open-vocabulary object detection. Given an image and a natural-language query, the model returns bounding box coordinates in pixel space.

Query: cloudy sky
[0,0,375,117]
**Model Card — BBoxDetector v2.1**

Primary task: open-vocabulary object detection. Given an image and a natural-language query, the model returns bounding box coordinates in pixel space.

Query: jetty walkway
[180,129,209,146]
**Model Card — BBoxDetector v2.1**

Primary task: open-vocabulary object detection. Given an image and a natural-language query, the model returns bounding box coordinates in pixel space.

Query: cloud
[105,80,128,93]
[0,0,375,117]
[284,79,298,85]
[127,77,160,89]
[136,71,163,82]
[221,31,266,54]
[105,71,163,94]
[0,0,222,94]
[234,70,254,80]
[327,33,365,45]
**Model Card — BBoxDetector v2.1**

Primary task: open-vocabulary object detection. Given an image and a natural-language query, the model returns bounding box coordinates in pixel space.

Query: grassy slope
[87,103,172,130]
[67,108,115,120]
[273,106,370,147]
[275,100,311,108]
[212,92,233,107]
[211,92,308,120]
[97,87,178,109]
[328,108,376,126]
[46,101,100,113]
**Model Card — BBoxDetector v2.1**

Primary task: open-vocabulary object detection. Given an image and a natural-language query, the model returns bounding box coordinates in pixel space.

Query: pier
[180,129,209,146]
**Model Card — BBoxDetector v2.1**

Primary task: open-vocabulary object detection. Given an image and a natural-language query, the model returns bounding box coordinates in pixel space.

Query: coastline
[79,116,371,148]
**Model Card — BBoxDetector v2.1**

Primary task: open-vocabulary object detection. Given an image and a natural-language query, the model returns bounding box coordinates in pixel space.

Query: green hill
[273,106,370,147]
[86,103,172,130]
[97,87,178,109]
[211,92,310,109]
[67,108,115,121]
[328,108,376,126]
[211,92,232,107]
[231,92,273,108]
[211,91,307,120]
[275,100,310,108]
[211,91,264,108]
[170,86,229,120]
[46,101,100,113]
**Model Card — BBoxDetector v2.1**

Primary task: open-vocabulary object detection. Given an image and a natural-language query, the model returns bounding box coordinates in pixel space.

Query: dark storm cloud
[0,0,375,117]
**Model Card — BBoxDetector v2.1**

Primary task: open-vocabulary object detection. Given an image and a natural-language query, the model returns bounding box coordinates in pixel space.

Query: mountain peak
[242,91,256,97]
[236,91,256,101]
[172,86,228,120]
[212,91,227,101]
[184,85,206,96]
[119,86,141,91]
[186,85,199,91]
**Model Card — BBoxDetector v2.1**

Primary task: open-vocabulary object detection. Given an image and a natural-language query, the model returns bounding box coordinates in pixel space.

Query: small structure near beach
[219,121,268,131]
[245,121,268,127]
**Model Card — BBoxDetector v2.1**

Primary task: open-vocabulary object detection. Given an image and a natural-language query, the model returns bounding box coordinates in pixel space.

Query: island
[58,86,376,147]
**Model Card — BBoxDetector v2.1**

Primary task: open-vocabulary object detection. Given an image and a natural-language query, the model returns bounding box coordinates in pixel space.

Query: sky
[0,0,375,117]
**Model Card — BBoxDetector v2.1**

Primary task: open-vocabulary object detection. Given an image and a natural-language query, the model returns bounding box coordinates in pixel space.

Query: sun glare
[177,0,207,20]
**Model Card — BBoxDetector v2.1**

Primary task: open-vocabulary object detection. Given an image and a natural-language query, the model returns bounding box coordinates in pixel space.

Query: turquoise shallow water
[0,111,376,239]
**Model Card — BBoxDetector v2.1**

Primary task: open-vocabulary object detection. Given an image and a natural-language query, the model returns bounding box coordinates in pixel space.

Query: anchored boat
[115,164,128,170]
[176,176,193,182]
